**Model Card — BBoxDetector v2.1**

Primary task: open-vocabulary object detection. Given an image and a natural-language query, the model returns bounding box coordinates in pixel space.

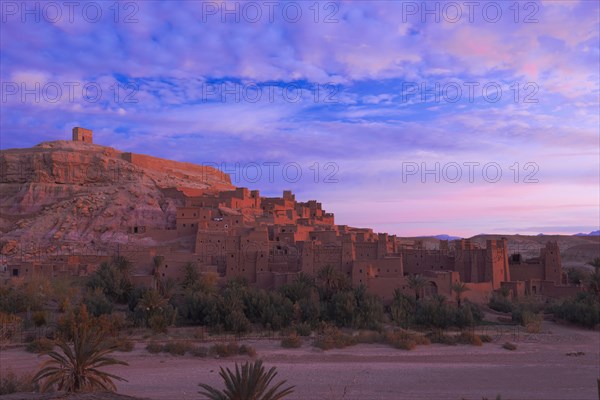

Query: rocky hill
[0,141,233,256]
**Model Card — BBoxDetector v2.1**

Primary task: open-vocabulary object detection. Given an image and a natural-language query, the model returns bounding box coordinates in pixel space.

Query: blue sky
[1,0,598,236]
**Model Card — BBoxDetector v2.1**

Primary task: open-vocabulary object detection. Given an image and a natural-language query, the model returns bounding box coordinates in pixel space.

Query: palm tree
[406,275,427,301]
[451,282,470,307]
[317,265,348,298]
[33,305,128,392]
[137,289,169,326]
[198,360,295,400]
[152,255,165,294]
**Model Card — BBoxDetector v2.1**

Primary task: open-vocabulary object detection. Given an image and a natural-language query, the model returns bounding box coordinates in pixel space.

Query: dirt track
[1,321,598,400]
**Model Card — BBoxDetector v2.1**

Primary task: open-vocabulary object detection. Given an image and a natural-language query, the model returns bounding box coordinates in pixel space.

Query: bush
[26,338,54,353]
[83,288,114,317]
[456,332,483,346]
[0,370,37,395]
[313,327,356,350]
[239,344,257,357]
[208,342,254,358]
[148,313,169,334]
[521,311,542,333]
[146,342,163,354]
[426,331,457,345]
[191,346,209,357]
[114,338,135,352]
[163,341,193,356]
[488,294,513,313]
[480,334,493,343]
[549,292,600,328]
[294,322,312,336]
[502,342,517,351]
[32,311,47,327]
[355,331,384,344]
[384,331,429,350]
[210,342,230,357]
[281,333,302,348]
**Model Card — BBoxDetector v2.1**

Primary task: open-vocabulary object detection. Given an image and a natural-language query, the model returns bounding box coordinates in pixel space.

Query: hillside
[0,141,233,254]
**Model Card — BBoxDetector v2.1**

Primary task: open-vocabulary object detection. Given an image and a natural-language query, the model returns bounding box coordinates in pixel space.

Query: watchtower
[72,127,93,143]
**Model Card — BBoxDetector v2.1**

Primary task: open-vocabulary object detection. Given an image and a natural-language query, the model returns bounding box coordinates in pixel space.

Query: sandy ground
[1,321,598,400]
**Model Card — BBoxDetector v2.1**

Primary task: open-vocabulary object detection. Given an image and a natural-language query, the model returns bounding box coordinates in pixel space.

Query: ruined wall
[509,263,545,282]
[540,281,584,299]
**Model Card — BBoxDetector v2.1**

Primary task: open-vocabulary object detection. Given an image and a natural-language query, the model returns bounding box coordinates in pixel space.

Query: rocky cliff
[0,141,233,254]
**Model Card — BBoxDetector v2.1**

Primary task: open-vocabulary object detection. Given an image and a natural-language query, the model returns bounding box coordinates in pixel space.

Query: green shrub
[549,292,600,328]
[295,322,312,336]
[26,338,54,353]
[83,288,114,317]
[488,294,513,313]
[502,342,517,351]
[281,333,302,348]
[146,342,163,354]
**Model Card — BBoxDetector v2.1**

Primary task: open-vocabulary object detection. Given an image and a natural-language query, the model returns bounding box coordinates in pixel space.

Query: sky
[1,0,599,237]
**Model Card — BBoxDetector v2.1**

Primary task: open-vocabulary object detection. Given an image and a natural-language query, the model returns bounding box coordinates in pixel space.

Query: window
[12,268,19,276]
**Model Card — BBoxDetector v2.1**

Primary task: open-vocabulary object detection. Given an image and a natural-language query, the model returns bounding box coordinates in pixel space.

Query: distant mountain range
[416,234,463,241]
[573,230,600,237]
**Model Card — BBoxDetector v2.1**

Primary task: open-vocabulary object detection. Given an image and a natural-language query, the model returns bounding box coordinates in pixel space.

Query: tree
[181,262,201,291]
[152,255,165,294]
[198,360,294,400]
[586,258,600,295]
[407,275,427,301]
[317,265,348,299]
[451,282,470,307]
[33,305,128,392]
[135,289,173,332]
[390,289,416,327]
[87,258,133,303]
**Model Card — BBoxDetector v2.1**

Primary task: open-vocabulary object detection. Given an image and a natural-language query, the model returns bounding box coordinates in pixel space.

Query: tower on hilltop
[72,127,93,143]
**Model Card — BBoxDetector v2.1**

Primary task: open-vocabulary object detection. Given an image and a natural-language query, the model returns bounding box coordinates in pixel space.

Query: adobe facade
[117,186,579,303]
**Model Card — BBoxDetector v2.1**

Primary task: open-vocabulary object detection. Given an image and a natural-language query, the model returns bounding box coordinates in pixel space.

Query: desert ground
[1,320,598,400]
